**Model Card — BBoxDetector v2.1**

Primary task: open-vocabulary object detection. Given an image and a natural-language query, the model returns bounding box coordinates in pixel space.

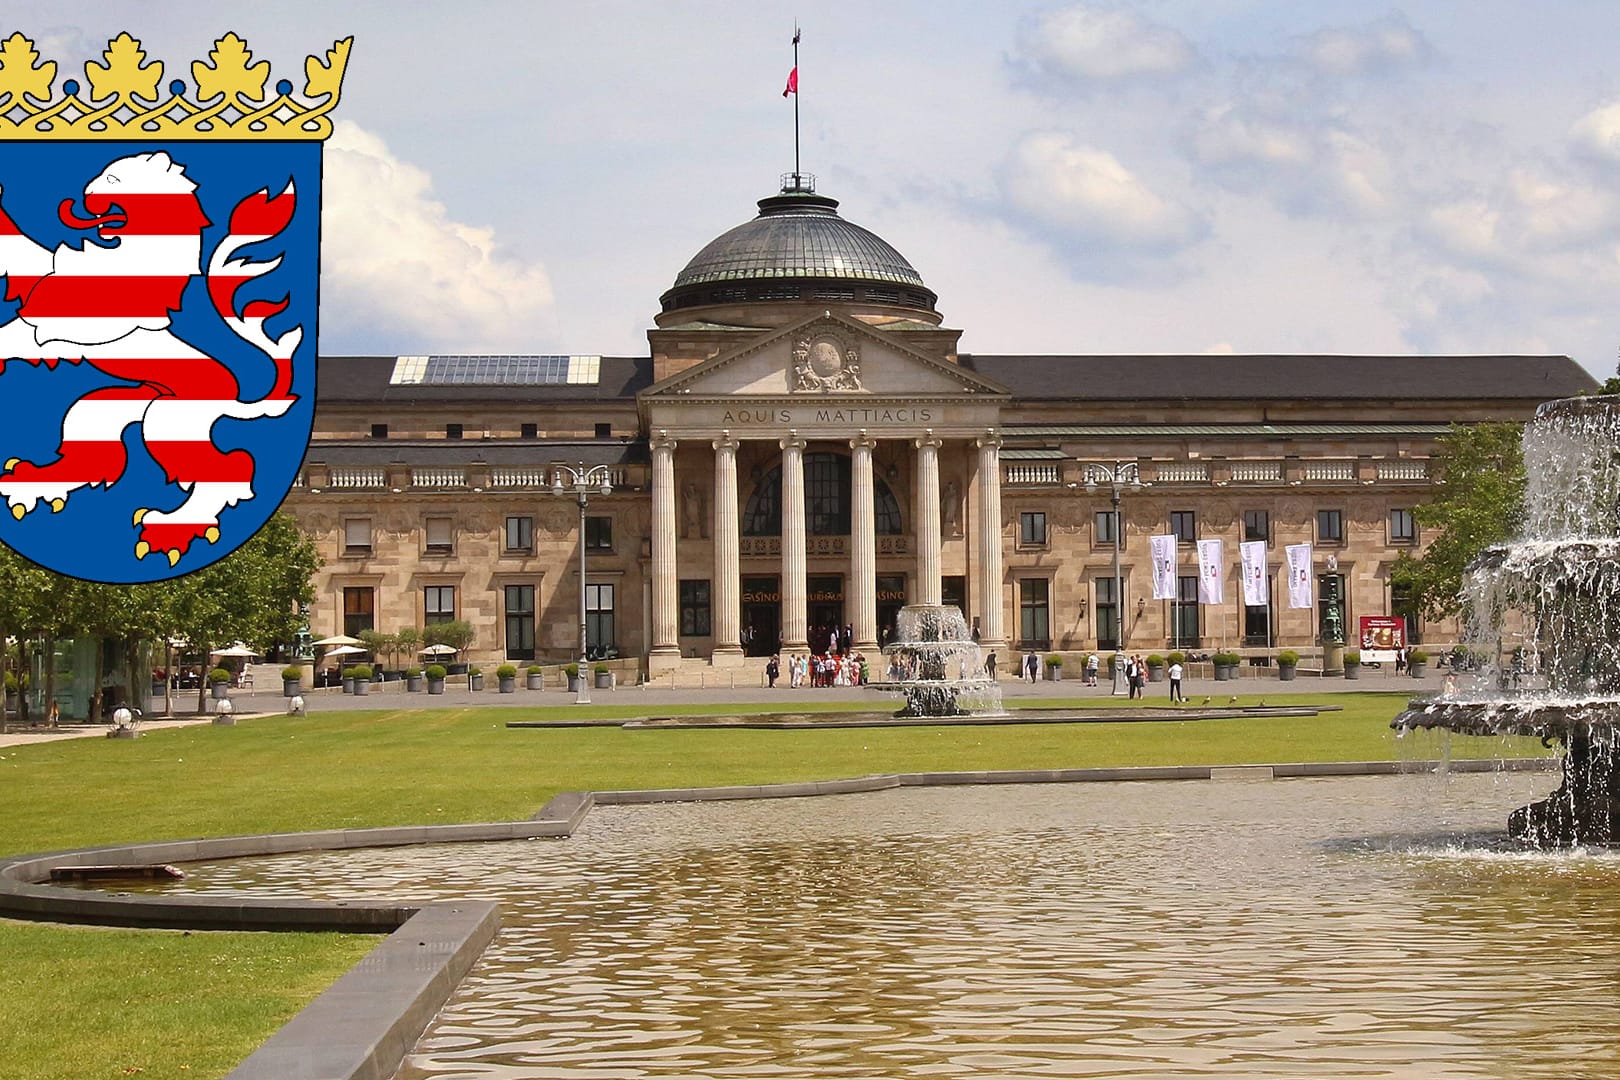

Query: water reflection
[153,774,1620,1078]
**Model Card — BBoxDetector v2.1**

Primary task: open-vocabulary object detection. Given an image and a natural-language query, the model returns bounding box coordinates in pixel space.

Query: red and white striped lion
[0,150,298,566]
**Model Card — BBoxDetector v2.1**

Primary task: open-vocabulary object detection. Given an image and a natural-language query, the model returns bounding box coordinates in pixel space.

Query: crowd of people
[767,651,871,688]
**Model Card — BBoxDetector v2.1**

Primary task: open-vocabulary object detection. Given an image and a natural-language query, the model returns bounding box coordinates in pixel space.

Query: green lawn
[0,693,1550,1079]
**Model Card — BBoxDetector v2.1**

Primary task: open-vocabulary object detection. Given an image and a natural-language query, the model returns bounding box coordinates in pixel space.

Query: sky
[9,1,1620,379]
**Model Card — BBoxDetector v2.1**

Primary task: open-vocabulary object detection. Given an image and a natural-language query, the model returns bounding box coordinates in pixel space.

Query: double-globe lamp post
[1080,461,1143,697]
[551,463,614,704]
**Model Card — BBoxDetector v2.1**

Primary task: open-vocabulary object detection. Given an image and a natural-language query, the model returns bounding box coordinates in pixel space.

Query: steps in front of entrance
[642,657,775,690]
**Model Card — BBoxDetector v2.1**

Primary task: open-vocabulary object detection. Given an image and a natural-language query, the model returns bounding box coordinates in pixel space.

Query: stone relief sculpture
[791,332,864,392]
[942,480,961,537]
[682,481,705,539]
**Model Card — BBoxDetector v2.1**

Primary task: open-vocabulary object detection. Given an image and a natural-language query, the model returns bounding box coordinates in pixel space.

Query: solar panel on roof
[388,355,601,386]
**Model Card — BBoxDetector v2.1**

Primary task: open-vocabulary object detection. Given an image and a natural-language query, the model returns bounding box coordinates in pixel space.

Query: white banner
[1286,543,1314,609]
[1240,540,1268,607]
[1149,534,1177,600]
[1197,538,1224,604]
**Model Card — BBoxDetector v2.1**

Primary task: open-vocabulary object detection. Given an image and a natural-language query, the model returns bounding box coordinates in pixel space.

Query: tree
[1392,421,1526,619]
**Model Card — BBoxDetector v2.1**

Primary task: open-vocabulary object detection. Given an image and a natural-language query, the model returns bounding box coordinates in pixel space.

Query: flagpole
[792,25,801,185]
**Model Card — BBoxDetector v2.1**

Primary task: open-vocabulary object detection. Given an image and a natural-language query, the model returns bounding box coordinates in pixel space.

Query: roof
[958,354,1596,401]
[302,440,648,467]
[317,355,653,403]
[1006,422,1454,437]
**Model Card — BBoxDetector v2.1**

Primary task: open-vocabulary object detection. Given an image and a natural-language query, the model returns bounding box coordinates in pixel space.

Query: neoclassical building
[290,176,1594,672]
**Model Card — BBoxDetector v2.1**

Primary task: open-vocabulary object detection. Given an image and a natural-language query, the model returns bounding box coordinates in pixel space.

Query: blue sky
[11,2,1620,378]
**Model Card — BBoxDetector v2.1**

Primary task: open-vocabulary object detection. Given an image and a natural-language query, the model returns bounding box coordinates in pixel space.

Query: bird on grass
[1200,696,1212,706]
[1228,696,1240,706]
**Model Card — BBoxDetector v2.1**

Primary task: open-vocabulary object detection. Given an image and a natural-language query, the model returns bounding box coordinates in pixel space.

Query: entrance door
[742,576,780,655]
[876,574,906,647]
[808,575,844,653]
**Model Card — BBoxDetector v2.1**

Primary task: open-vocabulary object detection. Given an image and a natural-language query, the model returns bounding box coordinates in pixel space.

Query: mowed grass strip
[0,692,1550,1080]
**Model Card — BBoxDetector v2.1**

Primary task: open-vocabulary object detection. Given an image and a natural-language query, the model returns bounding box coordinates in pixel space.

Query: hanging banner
[1149,533,1177,600]
[1240,540,1269,607]
[1286,543,1314,609]
[1196,538,1224,604]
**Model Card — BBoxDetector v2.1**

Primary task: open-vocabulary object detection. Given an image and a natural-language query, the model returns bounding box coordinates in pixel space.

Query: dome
[659,178,938,321]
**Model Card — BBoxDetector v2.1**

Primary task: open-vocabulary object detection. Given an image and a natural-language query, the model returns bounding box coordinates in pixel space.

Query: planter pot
[1213,666,1233,682]
[567,675,580,693]
[212,715,236,726]
[499,676,516,694]
[594,672,612,689]
[1278,665,1297,682]
[341,677,356,694]
[1148,668,1166,682]
[282,678,301,697]
[354,680,370,696]
[1046,666,1062,681]
[406,675,424,693]
[427,679,445,695]
[211,683,230,700]
[1410,662,1428,678]
[1345,666,1361,680]
[470,674,484,691]
[526,673,544,690]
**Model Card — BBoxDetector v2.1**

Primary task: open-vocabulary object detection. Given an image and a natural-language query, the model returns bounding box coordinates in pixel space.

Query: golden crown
[0,31,351,141]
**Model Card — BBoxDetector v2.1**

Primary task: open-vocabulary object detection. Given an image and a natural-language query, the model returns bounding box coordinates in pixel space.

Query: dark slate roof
[302,440,649,467]
[957,354,1597,401]
[316,355,653,403]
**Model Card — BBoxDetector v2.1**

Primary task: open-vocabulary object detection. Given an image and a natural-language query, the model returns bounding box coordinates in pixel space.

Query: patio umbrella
[210,644,260,658]
[312,634,362,647]
[419,644,457,656]
[323,644,366,659]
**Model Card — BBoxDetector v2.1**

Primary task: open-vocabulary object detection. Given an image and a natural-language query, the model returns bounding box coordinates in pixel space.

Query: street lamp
[551,462,614,704]
[1078,461,1144,696]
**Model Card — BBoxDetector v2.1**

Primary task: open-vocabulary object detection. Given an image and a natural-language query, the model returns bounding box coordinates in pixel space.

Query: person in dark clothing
[766,655,780,688]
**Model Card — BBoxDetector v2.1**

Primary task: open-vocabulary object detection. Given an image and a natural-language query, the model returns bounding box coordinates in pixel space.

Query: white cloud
[997,132,1205,259]
[1295,15,1433,77]
[1572,100,1620,163]
[1187,108,1313,170]
[319,121,556,351]
[1507,168,1617,249]
[1017,4,1195,83]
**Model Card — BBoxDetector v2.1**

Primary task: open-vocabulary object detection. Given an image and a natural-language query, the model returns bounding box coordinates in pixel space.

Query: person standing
[985,651,997,679]
[1123,654,1138,698]
[1085,652,1100,687]
[1024,650,1039,683]
[766,654,780,688]
[1168,658,1186,702]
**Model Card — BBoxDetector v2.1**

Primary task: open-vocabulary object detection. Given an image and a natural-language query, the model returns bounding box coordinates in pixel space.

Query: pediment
[640,312,1010,401]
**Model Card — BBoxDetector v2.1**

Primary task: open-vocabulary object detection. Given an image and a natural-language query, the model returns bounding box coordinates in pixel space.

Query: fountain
[1394,393,1620,847]
[879,604,1005,718]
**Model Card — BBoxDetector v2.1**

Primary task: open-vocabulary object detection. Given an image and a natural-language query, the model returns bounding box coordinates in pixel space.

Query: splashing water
[878,604,1006,718]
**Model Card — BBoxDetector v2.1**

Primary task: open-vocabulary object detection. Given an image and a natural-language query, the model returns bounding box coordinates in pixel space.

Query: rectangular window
[1096,576,1120,650]
[1019,578,1050,648]
[343,517,372,555]
[586,583,615,655]
[1172,575,1200,646]
[1243,509,1269,542]
[1390,508,1416,544]
[505,584,535,661]
[1171,510,1197,543]
[679,580,712,636]
[445,423,463,439]
[1094,509,1118,546]
[1317,509,1344,543]
[585,515,613,551]
[520,422,538,439]
[1019,511,1048,546]
[342,587,374,638]
[424,585,455,626]
[425,515,454,555]
[594,422,612,439]
[504,515,533,554]
[1244,575,1272,646]
[369,423,388,439]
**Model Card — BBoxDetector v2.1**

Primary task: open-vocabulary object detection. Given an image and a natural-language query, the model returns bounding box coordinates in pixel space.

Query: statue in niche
[942,480,962,537]
[682,481,705,539]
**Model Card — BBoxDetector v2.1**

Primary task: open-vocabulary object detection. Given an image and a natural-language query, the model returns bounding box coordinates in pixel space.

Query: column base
[648,650,682,675]
[710,646,746,667]
[854,638,879,655]
[781,638,809,653]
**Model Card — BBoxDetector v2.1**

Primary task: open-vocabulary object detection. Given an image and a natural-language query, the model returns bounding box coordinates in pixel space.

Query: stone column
[779,431,809,651]
[976,432,1006,649]
[711,430,743,665]
[649,431,680,670]
[850,430,878,652]
[915,430,943,606]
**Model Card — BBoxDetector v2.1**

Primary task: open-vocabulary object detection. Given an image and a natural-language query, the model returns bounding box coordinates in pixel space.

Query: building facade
[288,177,1595,671]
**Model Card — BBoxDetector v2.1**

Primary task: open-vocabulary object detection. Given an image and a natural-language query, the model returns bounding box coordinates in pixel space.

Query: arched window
[742,452,903,536]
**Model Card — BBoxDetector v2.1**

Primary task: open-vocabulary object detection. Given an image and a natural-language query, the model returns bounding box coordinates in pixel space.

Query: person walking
[985,651,997,679]
[1168,657,1186,702]
[1085,652,1100,687]
[1024,650,1039,683]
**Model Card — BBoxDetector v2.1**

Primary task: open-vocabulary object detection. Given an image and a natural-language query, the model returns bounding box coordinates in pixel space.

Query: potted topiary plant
[593,662,612,689]
[1344,650,1362,680]
[1146,654,1166,682]
[208,667,233,699]
[405,666,424,692]
[564,662,580,693]
[1408,649,1429,678]
[1044,654,1063,681]
[1212,652,1241,681]
[340,666,356,694]
[497,663,518,693]
[1167,650,1186,669]
[281,665,303,696]
[527,663,546,691]
[468,666,483,691]
[350,664,373,695]
[425,664,447,694]
[1277,649,1300,681]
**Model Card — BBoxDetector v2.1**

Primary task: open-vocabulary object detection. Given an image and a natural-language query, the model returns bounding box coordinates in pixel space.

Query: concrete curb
[0,755,1558,1080]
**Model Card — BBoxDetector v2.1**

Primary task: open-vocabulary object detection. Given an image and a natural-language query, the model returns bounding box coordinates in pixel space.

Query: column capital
[651,429,678,454]
[976,428,1003,452]
[915,427,943,451]
[712,428,740,455]
[850,428,878,453]
[780,428,807,453]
